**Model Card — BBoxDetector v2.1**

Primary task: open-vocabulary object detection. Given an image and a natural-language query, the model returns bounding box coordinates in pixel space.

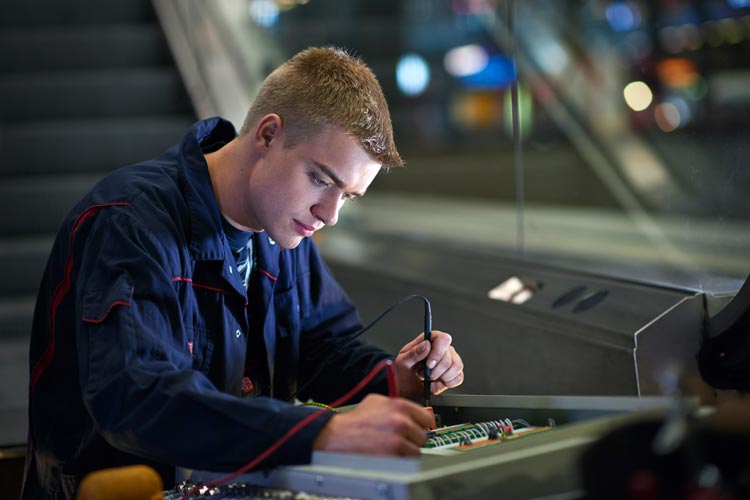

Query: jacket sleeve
[296,241,392,404]
[75,212,334,472]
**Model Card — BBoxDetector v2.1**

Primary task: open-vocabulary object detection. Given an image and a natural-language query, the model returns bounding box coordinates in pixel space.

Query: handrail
[152,0,285,128]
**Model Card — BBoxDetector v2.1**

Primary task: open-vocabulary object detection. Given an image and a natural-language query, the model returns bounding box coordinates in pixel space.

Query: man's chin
[284,239,303,249]
[268,233,304,249]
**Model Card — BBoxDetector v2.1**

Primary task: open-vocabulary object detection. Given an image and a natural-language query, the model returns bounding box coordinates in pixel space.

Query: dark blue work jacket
[23,118,390,500]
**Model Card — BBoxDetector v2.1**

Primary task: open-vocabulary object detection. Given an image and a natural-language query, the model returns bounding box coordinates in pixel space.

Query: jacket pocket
[186,323,215,373]
[81,274,134,324]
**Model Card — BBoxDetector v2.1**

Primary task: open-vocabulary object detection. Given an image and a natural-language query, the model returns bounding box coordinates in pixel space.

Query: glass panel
[507,0,750,288]
[247,0,750,290]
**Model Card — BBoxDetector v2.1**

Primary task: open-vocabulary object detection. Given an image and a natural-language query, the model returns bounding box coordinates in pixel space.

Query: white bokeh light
[444,44,489,77]
[623,81,653,111]
[249,0,280,28]
[396,53,430,96]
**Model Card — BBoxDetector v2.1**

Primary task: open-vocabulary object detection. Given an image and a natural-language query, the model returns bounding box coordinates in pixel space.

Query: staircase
[0,0,194,473]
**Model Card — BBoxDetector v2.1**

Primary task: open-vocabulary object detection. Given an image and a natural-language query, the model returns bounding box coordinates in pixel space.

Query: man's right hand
[312,394,432,456]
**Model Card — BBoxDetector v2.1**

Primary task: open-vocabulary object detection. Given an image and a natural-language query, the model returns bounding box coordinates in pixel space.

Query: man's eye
[311,174,328,187]
[342,193,356,201]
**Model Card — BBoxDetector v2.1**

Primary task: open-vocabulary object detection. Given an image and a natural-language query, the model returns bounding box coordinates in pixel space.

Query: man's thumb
[412,340,430,362]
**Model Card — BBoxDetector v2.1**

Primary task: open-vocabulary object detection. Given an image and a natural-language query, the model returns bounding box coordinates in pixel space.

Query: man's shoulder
[105,156,182,197]
[62,158,189,242]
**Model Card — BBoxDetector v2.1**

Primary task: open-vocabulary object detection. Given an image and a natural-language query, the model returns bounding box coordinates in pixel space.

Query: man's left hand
[394,330,464,399]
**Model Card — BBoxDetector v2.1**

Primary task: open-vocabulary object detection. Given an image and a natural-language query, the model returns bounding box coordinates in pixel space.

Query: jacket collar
[179,117,237,262]
[179,118,258,298]
[179,118,284,299]
[253,232,282,283]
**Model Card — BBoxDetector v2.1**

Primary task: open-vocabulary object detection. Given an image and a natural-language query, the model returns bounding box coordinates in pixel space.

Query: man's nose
[312,193,344,227]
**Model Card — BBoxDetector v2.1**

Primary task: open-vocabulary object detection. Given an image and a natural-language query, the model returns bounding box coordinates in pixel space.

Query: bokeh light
[719,18,744,44]
[657,58,699,88]
[658,26,685,53]
[684,75,708,101]
[444,45,489,78]
[459,54,515,90]
[605,2,642,32]
[450,91,502,129]
[682,24,703,51]
[702,21,723,47]
[533,39,568,76]
[654,102,681,132]
[396,53,431,97]
[248,0,280,28]
[623,81,653,111]
[503,86,533,138]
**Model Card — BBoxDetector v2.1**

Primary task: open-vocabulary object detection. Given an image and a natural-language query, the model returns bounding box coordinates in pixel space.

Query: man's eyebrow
[314,161,366,197]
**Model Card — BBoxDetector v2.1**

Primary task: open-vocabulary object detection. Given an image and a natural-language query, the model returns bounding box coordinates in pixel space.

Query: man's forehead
[311,160,379,197]
[298,124,381,180]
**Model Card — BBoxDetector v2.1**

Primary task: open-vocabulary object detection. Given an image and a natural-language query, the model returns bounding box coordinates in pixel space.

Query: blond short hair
[240,47,403,169]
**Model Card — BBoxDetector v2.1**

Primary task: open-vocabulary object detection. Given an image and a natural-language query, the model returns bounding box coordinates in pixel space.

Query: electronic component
[186,395,676,500]
[164,481,360,500]
[424,418,551,451]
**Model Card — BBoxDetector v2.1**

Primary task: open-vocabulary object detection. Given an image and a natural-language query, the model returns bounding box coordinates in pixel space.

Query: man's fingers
[395,414,428,447]
[431,347,463,385]
[380,433,423,456]
[394,330,463,399]
[442,370,464,389]
[397,440,423,457]
[428,349,453,381]
[430,370,465,396]
[423,332,452,370]
[398,340,430,369]
[315,395,430,456]
[374,399,429,449]
[399,333,425,353]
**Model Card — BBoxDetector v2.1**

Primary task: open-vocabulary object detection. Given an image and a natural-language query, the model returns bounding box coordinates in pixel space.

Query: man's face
[244,125,381,249]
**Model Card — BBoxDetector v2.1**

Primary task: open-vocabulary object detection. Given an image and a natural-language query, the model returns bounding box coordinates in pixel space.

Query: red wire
[182,359,398,499]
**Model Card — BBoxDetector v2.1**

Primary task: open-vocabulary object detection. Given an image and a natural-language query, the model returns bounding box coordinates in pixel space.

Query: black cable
[290,294,432,403]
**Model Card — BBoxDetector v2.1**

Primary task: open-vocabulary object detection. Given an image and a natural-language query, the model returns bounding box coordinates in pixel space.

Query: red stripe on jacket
[30,203,129,392]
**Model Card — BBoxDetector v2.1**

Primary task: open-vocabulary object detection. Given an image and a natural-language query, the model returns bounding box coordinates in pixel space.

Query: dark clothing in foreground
[23,118,390,499]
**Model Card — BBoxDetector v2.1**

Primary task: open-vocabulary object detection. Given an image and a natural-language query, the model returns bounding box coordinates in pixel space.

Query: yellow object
[301,401,337,412]
[75,465,163,500]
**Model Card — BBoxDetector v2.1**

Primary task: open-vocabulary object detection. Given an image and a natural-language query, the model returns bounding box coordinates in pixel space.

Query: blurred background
[251,0,750,287]
[1,0,750,494]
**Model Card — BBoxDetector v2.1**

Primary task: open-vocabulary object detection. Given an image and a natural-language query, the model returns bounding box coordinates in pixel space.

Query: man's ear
[254,114,283,152]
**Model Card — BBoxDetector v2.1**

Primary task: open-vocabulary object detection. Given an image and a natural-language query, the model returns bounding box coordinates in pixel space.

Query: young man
[23,47,463,499]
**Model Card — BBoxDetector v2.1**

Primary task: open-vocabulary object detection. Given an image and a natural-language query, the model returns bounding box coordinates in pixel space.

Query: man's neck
[205,136,260,233]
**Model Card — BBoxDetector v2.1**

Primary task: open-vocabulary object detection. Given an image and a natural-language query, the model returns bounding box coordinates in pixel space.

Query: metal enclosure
[319,232,710,397]
[187,395,678,500]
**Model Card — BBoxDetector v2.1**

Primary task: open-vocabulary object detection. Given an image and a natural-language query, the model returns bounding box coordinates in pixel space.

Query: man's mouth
[294,220,316,237]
